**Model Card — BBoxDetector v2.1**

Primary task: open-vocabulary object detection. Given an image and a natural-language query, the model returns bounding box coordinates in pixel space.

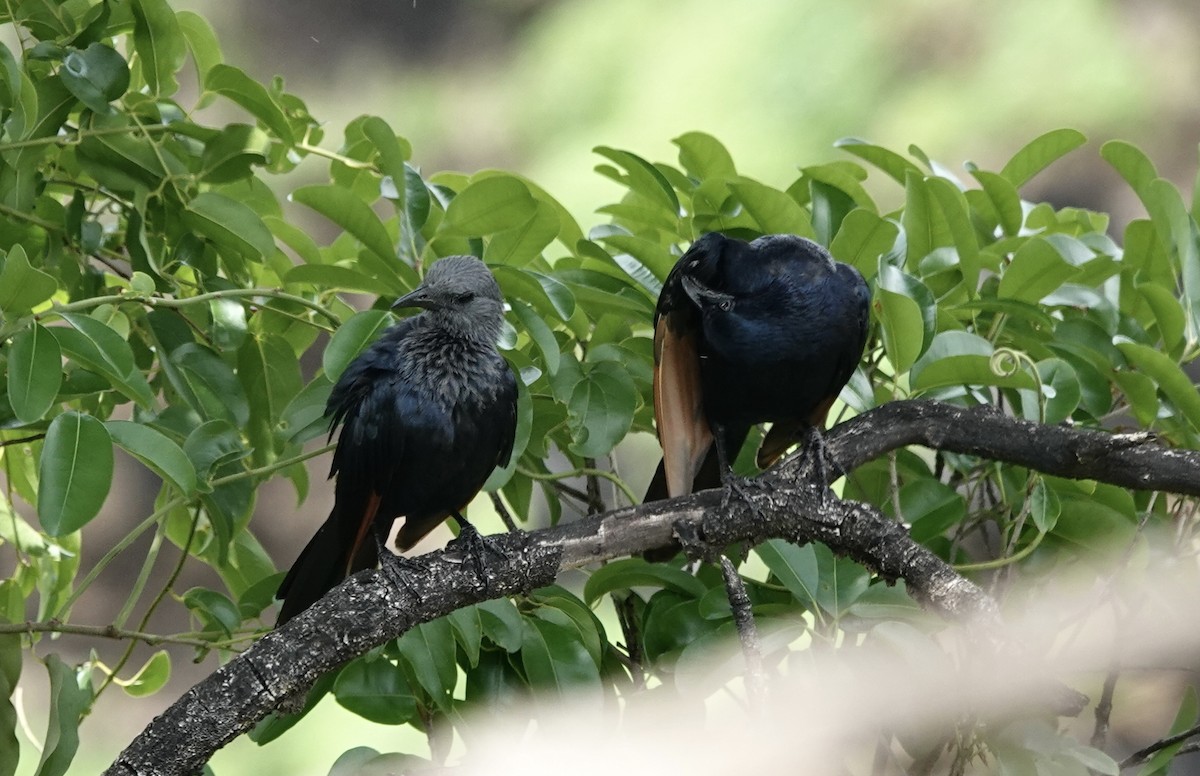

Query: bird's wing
[653,307,713,497]
[495,362,519,469]
[756,262,872,469]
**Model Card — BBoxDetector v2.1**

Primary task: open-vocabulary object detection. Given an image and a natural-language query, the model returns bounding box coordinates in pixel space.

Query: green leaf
[291,184,399,273]
[1101,140,1157,201]
[0,245,57,316]
[200,124,269,183]
[999,129,1087,189]
[359,115,410,185]
[1028,477,1061,534]
[1116,339,1200,434]
[755,540,820,609]
[37,412,113,537]
[674,131,736,179]
[395,619,457,709]
[509,298,560,375]
[583,558,707,605]
[900,480,967,543]
[130,0,186,96]
[835,138,924,185]
[566,359,637,457]
[903,172,952,267]
[593,146,680,215]
[447,606,483,668]
[812,549,871,619]
[529,586,605,665]
[925,177,980,289]
[183,419,247,480]
[875,265,930,374]
[484,200,560,267]
[519,617,601,696]
[1138,281,1186,355]
[910,331,1036,392]
[0,654,16,776]
[105,421,197,494]
[969,169,1023,236]
[183,191,275,263]
[642,592,716,662]
[35,656,92,776]
[176,11,223,90]
[60,43,129,113]
[333,657,417,725]
[182,587,240,636]
[828,208,898,280]
[7,323,62,424]
[204,64,294,144]
[51,316,152,410]
[443,175,538,237]
[1019,358,1081,425]
[323,310,392,381]
[283,264,393,296]
[476,598,524,652]
[998,237,1079,303]
[118,650,171,698]
[171,343,250,426]
[727,178,813,236]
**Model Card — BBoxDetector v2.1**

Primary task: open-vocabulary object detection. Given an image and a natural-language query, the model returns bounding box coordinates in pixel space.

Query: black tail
[641,447,725,562]
[275,506,379,625]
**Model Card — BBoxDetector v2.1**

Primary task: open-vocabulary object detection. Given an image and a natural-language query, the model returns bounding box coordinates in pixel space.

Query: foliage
[0,2,1196,775]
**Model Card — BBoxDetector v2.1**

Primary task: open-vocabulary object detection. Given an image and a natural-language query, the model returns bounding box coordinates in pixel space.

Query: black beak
[392,286,437,311]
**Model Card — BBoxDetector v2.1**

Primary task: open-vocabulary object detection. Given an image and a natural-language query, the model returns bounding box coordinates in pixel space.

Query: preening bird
[276,256,518,624]
[645,232,871,517]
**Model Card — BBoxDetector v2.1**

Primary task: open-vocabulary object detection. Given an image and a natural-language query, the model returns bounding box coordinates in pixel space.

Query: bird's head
[393,256,507,343]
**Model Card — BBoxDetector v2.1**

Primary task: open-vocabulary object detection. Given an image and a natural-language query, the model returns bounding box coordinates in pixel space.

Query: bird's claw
[718,471,767,519]
[446,521,505,590]
[801,427,839,504]
[671,519,722,564]
[377,551,428,602]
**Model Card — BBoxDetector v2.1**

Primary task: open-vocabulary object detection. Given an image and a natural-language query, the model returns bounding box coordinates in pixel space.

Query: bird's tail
[641,447,725,562]
[275,503,380,625]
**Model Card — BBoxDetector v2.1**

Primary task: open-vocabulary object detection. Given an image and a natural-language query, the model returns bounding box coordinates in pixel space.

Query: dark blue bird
[645,232,870,517]
[276,256,518,624]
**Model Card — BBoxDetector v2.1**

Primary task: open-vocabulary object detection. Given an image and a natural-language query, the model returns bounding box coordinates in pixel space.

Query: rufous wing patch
[654,312,714,497]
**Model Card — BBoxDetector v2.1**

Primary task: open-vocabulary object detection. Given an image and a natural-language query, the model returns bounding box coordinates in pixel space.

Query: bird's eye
[718,300,733,312]
[456,292,476,303]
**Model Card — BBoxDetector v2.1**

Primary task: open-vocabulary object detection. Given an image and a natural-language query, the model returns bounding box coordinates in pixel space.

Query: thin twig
[0,620,254,650]
[489,491,518,533]
[1091,668,1119,749]
[612,592,645,690]
[720,555,767,713]
[1120,722,1200,768]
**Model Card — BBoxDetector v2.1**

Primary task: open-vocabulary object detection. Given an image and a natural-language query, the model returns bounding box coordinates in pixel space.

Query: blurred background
[17,0,1200,773]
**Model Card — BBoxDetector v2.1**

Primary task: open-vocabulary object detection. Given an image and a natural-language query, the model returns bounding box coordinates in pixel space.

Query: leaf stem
[516,465,638,505]
[43,287,342,327]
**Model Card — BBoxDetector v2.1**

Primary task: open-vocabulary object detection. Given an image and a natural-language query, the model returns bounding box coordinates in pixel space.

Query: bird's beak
[680,274,732,310]
[392,286,436,311]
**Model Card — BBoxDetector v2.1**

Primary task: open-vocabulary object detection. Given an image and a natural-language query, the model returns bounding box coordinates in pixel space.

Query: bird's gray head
[392,256,506,344]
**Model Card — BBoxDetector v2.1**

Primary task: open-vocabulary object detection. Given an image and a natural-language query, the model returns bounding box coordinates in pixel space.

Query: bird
[644,232,871,537]
[275,256,518,624]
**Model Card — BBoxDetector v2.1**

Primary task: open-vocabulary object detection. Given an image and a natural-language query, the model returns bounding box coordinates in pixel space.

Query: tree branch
[105,399,1200,776]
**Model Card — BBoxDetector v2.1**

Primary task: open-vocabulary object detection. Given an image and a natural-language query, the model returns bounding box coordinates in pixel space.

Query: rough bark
[105,399,1200,776]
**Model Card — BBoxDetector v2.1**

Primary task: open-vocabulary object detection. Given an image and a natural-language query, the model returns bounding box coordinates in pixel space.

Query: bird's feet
[376,543,429,602]
[800,427,839,503]
[718,469,770,519]
[671,519,724,565]
[446,518,506,590]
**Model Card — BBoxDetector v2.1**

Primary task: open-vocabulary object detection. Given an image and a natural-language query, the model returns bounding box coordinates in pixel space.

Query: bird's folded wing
[653,311,713,497]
